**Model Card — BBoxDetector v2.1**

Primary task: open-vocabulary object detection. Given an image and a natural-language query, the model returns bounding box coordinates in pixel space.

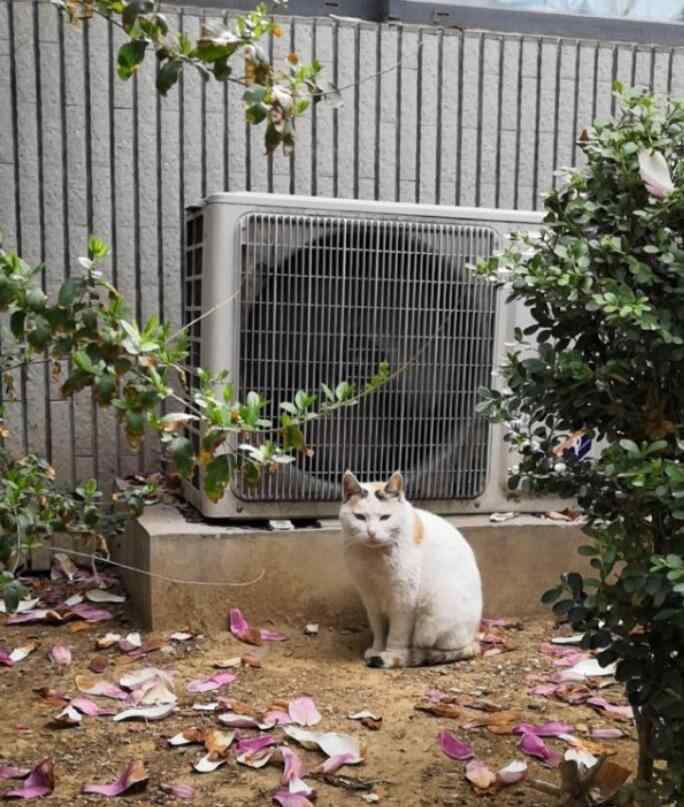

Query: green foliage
[52,0,330,155]
[477,86,684,802]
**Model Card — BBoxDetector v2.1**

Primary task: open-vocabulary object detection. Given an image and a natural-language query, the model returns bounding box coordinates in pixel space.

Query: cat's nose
[367,530,376,541]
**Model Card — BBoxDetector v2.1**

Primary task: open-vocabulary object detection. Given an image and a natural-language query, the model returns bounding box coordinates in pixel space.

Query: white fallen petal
[564,748,599,771]
[362,795,380,804]
[564,658,617,680]
[348,710,381,721]
[304,624,319,636]
[9,644,36,663]
[217,712,261,728]
[122,632,143,648]
[86,589,126,604]
[96,633,122,649]
[119,667,174,690]
[496,760,528,786]
[283,726,363,763]
[551,635,584,645]
[63,594,84,608]
[193,754,226,773]
[54,705,83,727]
[169,632,193,642]
[113,703,176,722]
[236,748,275,769]
[192,702,219,712]
[639,149,675,199]
[137,679,177,706]
[490,511,515,523]
[214,657,241,669]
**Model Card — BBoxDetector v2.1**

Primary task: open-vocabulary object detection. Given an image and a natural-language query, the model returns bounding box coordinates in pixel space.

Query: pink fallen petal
[260,628,288,642]
[6,610,63,626]
[496,760,528,786]
[113,703,175,722]
[288,697,321,727]
[236,736,276,755]
[425,689,448,703]
[318,753,356,774]
[160,783,194,800]
[3,759,54,799]
[438,731,474,761]
[49,644,72,667]
[81,759,148,797]
[229,608,262,646]
[539,643,580,658]
[586,697,634,721]
[236,747,275,769]
[0,647,15,667]
[75,676,128,701]
[481,617,521,628]
[272,791,315,807]
[0,768,30,781]
[529,684,558,698]
[590,728,625,740]
[263,709,292,727]
[513,722,574,738]
[465,759,496,790]
[70,697,115,717]
[287,778,314,798]
[68,603,113,623]
[552,652,591,668]
[518,732,563,767]
[217,712,261,729]
[280,747,305,785]
[186,672,237,694]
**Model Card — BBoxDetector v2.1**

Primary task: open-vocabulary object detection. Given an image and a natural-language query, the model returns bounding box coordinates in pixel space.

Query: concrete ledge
[111,505,590,631]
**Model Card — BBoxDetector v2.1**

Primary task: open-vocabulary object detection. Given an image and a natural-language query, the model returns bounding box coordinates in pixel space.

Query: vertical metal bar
[8,0,21,255]
[591,42,599,123]
[474,33,484,207]
[353,22,360,198]
[133,72,142,329]
[290,19,296,195]
[494,35,504,208]
[630,44,637,88]
[571,40,581,167]
[610,44,619,116]
[394,26,402,202]
[415,28,423,204]
[373,25,381,201]
[552,39,562,191]
[649,46,656,93]
[455,29,464,205]
[332,20,339,198]
[33,1,52,463]
[667,48,674,96]
[532,38,542,209]
[310,18,317,196]
[223,67,229,190]
[267,21,274,194]
[156,62,165,322]
[435,28,444,205]
[513,36,523,210]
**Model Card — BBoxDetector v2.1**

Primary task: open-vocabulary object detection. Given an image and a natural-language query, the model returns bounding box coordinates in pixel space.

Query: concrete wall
[2,0,684,485]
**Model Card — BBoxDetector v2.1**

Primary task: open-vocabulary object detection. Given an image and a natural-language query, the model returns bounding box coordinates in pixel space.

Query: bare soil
[0,576,638,806]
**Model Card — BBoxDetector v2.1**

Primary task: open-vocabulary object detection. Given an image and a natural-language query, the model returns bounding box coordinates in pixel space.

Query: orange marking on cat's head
[413,513,425,545]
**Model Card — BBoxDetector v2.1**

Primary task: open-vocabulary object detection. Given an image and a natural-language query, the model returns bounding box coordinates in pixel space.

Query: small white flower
[554,462,567,473]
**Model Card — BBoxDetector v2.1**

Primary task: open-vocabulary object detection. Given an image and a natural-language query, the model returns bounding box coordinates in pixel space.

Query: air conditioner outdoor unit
[182,192,559,520]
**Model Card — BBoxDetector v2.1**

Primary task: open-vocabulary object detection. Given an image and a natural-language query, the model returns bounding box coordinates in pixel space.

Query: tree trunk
[637,711,654,783]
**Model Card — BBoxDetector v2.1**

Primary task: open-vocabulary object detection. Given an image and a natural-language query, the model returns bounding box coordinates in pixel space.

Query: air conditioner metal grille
[183,209,204,490]
[235,212,499,503]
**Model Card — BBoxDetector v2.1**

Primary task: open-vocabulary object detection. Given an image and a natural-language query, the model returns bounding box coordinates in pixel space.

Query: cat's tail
[410,641,480,667]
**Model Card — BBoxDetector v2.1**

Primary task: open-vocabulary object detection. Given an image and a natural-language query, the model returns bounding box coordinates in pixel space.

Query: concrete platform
[110,505,590,632]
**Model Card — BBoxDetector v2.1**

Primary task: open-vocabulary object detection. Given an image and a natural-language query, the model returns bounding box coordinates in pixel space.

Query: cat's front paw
[364,646,385,662]
[365,649,409,669]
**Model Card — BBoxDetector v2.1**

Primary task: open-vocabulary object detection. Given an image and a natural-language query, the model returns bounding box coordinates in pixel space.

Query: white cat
[340,470,482,669]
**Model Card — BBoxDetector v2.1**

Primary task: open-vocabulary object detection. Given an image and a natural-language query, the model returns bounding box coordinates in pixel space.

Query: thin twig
[48,545,266,588]
[324,40,423,97]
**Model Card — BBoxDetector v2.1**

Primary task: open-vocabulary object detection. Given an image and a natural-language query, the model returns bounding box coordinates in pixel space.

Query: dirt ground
[0,574,638,806]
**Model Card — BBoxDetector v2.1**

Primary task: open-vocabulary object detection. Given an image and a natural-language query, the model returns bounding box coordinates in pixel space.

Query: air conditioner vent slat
[234,212,499,503]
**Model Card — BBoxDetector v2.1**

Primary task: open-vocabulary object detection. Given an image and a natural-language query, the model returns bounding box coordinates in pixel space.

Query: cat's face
[339,471,407,547]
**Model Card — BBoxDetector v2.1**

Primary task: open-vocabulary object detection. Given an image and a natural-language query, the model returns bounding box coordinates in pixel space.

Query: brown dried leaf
[590,761,631,804]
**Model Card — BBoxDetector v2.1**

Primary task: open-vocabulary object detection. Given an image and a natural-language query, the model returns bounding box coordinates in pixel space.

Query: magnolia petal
[586,698,634,722]
[438,731,474,761]
[348,710,381,722]
[82,759,148,796]
[272,791,315,807]
[496,760,528,786]
[169,632,193,642]
[160,783,194,800]
[512,722,574,738]
[565,658,617,679]
[192,703,219,713]
[590,728,625,740]
[9,644,36,664]
[187,671,237,694]
[6,609,63,625]
[237,748,275,769]
[49,644,72,667]
[465,759,496,791]
[288,697,321,727]
[518,732,563,767]
[280,746,305,785]
[53,705,82,727]
[260,628,288,642]
[304,624,319,636]
[119,667,174,690]
[96,633,122,650]
[551,634,584,645]
[168,728,205,747]
[85,589,126,604]
[204,729,236,756]
[0,768,31,781]
[565,748,599,772]
[229,608,262,646]
[10,597,41,614]
[236,736,276,755]
[113,703,175,722]
[217,712,261,729]
[214,657,242,669]
[639,149,675,199]
[193,754,226,774]
[283,726,362,763]
[70,697,114,717]
[0,647,14,667]
[3,759,55,800]
[69,603,113,623]
[262,709,292,728]
[75,675,128,700]
[63,594,84,608]
[318,753,356,774]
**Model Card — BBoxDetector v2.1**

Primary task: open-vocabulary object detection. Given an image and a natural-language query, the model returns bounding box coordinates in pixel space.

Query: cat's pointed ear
[342,470,365,502]
[385,470,404,498]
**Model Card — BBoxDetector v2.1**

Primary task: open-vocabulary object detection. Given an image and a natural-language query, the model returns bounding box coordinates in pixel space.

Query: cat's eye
[380,514,391,521]
[354,513,366,521]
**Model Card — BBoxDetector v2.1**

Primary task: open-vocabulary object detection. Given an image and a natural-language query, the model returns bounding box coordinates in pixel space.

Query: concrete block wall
[2,0,684,486]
